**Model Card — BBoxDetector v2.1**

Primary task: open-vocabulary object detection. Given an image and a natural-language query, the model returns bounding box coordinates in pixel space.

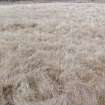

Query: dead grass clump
[45,65,65,94]
[46,67,63,83]
[0,23,38,32]
[98,92,105,105]
[98,95,105,105]
[2,84,14,105]
[13,71,60,103]
[27,76,44,101]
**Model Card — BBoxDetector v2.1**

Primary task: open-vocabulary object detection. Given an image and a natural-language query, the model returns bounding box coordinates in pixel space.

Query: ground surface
[0,3,105,105]
[0,0,105,4]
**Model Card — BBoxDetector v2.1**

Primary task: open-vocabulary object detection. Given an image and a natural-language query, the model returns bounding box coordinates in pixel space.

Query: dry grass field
[0,3,105,105]
[0,0,105,3]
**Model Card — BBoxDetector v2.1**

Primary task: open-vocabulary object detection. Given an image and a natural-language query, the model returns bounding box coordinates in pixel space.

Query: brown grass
[0,3,105,105]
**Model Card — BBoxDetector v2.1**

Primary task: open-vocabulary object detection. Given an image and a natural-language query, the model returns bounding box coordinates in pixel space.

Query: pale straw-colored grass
[0,3,105,105]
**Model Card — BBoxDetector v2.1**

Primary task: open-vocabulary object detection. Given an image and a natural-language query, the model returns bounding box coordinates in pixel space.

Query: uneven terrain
[0,3,105,105]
